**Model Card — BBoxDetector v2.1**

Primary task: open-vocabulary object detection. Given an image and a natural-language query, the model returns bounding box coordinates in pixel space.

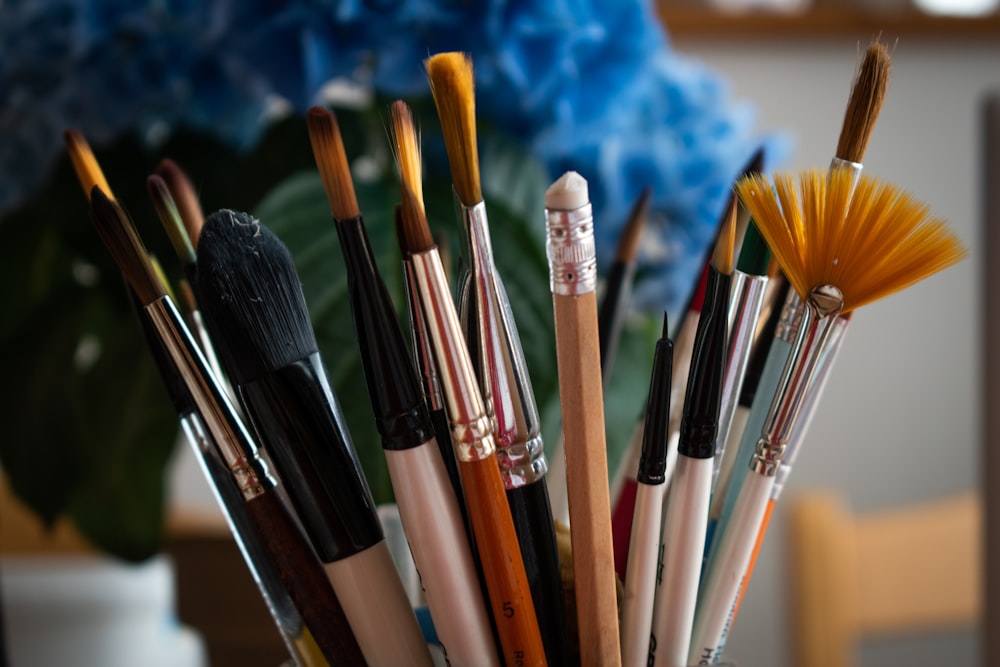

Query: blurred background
[1,1,995,665]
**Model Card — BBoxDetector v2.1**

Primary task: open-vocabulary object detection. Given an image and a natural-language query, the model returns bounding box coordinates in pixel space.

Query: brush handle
[243,488,367,666]
[598,258,637,386]
[324,541,435,667]
[611,418,646,578]
[649,454,712,667]
[689,471,773,666]
[384,442,500,667]
[461,458,548,667]
[507,480,570,666]
[553,292,622,666]
[621,481,667,667]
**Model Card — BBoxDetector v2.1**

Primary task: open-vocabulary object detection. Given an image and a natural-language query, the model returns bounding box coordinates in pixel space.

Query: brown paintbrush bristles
[711,195,738,276]
[89,187,166,305]
[425,52,482,206]
[836,39,891,164]
[306,106,361,220]
[737,168,966,314]
[155,159,205,249]
[390,101,434,253]
[64,130,112,200]
[615,187,651,263]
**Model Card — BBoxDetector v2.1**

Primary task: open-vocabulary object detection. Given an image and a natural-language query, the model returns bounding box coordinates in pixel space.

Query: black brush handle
[597,259,636,382]
[243,489,367,666]
[507,480,570,666]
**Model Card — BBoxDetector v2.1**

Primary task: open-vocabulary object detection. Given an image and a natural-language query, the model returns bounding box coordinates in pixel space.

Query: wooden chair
[787,491,981,667]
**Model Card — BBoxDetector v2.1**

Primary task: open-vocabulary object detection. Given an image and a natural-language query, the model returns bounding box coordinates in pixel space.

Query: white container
[1,554,206,667]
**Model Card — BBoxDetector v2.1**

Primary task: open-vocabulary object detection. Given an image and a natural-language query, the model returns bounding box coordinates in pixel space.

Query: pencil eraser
[545,171,589,210]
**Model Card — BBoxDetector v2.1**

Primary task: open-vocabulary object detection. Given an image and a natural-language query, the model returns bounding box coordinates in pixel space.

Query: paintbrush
[146,173,234,401]
[307,103,499,667]
[703,39,894,624]
[155,158,205,251]
[194,210,432,667]
[648,197,736,667]
[545,170,622,666]
[391,104,547,667]
[689,167,966,665]
[620,312,673,667]
[426,51,568,667]
[87,189,365,666]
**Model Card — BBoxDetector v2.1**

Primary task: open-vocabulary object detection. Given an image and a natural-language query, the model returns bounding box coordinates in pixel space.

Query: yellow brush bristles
[64,130,113,201]
[736,168,966,314]
[389,100,424,211]
[425,51,482,206]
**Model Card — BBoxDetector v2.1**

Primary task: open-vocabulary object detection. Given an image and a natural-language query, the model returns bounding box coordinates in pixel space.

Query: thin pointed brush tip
[307,105,361,221]
[89,187,164,304]
[425,51,482,206]
[64,129,113,200]
[836,38,891,164]
[147,173,196,266]
[662,311,669,339]
[390,101,434,254]
[155,158,204,249]
[615,187,652,263]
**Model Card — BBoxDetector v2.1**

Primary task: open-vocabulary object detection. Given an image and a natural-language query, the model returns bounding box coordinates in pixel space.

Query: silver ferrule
[751,285,844,477]
[147,296,272,500]
[715,271,769,463]
[460,202,548,489]
[775,289,806,343]
[545,202,597,296]
[410,248,496,463]
[830,156,863,186]
[402,257,445,412]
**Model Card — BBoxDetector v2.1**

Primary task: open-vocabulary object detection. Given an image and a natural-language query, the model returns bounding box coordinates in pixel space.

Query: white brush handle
[689,471,774,665]
[325,541,435,667]
[385,441,500,667]
[649,455,713,667]
[621,481,668,667]
[547,432,570,526]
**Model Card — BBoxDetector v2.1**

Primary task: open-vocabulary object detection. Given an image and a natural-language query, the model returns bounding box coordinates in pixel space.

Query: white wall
[672,34,997,666]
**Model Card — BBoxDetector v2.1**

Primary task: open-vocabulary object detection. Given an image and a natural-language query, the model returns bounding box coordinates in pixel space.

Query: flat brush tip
[307,105,360,220]
[425,51,481,206]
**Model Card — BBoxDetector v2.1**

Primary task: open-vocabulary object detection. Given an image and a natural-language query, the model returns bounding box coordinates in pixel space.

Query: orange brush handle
[461,457,547,666]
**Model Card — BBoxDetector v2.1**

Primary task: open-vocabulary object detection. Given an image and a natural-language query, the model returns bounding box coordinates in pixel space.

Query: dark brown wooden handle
[244,489,367,666]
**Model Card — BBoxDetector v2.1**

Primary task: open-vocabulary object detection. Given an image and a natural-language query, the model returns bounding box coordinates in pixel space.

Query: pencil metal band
[545,203,597,296]
[147,296,271,500]
[410,248,496,462]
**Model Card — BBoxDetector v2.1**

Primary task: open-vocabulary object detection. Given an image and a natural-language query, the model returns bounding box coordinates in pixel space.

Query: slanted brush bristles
[306,106,361,221]
[89,187,165,304]
[389,101,434,253]
[425,52,482,206]
[155,159,205,250]
[65,130,113,200]
[836,39,891,164]
[147,174,196,268]
[712,195,738,276]
[736,169,966,314]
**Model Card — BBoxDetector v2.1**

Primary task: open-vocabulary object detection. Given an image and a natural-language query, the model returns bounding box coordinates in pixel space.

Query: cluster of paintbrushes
[65,40,966,667]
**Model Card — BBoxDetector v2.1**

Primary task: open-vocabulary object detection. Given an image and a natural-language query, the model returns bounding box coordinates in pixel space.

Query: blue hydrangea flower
[0,0,784,316]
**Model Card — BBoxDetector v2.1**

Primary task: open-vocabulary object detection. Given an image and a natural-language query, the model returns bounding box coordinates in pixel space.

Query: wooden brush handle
[553,292,622,667]
[462,457,547,667]
[244,489,366,666]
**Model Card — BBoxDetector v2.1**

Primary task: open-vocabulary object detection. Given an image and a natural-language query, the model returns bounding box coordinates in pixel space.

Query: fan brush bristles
[736,168,966,314]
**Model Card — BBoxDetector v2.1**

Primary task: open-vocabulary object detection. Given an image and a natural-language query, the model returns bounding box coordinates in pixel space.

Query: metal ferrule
[402,258,445,412]
[774,289,805,343]
[750,285,844,477]
[460,201,548,489]
[545,202,597,296]
[147,296,272,500]
[410,248,496,463]
[830,156,863,186]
